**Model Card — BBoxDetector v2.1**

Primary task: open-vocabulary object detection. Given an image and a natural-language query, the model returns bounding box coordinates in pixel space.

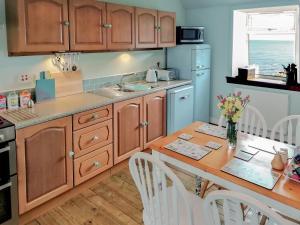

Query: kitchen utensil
[146,69,158,83]
[157,70,171,81]
[271,152,285,171]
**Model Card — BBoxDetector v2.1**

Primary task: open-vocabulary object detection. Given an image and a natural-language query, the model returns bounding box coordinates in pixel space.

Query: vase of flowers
[217,92,250,150]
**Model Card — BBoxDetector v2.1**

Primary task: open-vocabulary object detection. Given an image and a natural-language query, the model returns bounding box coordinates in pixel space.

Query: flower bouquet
[217,92,250,149]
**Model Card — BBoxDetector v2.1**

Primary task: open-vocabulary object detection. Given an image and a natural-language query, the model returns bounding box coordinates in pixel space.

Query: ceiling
[181,0,280,9]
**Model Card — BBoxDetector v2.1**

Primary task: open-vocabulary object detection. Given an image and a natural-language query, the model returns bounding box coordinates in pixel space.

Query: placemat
[195,123,227,139]
[164,139,212,160]
[222,158,281,190]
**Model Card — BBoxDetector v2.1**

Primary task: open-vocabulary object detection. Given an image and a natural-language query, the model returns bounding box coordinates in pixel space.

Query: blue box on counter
[35,79,55,102]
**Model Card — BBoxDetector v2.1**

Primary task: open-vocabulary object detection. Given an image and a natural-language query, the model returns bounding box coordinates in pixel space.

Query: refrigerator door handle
[196,72,205,77]
[180,95,190,100]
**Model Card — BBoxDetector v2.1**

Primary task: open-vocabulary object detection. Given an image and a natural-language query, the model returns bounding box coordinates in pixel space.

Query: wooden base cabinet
[143,91,166,148]
[113,97,144,164]
[16,117,73,214]
[114,91,166,164]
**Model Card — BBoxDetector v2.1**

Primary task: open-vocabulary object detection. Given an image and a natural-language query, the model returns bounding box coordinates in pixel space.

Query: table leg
[195,176,202,196]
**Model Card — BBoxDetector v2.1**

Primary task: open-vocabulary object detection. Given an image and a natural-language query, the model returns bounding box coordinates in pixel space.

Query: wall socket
[18,74,33,83]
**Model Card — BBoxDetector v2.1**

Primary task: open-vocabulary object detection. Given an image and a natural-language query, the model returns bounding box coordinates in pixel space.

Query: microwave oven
[176,26,204,44]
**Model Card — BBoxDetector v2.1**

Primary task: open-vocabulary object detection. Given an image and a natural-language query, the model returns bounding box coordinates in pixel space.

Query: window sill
[226,76,300,92]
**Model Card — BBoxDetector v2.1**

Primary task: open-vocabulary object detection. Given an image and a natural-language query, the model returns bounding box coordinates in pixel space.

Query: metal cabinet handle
[140,121,148,127]
[180,95,190,100]
[63,21,70,26]
[69,151,75,158]
[0,134,4,142]
[103,24,112,29]
[94,161,101,168]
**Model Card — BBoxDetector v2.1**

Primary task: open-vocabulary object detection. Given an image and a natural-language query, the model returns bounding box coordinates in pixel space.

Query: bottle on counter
[7,91,19,110]
[0,95,6,112]
[19,90,31,108]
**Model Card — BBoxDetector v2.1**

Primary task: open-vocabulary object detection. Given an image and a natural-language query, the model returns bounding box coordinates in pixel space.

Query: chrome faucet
[117,73,136,90]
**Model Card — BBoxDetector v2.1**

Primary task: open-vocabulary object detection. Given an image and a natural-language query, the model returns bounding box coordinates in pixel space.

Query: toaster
[157,69,179,81]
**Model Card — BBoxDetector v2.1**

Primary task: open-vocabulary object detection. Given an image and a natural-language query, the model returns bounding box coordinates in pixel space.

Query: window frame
[232,5,300,82]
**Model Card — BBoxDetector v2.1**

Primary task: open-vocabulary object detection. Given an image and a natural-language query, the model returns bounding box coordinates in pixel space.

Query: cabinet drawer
[74,144,113,185]
[73,105,112,130]
[73,120,113,157]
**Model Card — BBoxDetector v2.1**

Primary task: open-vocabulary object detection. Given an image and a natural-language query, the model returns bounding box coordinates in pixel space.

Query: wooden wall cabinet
[16,117,73,214]
[107,3,135,50]
[135,8,158,49]
[69,0,107,51]
[6,0,69,54]
[6,0,176,54]
[114,91,166,164]
[158,11,176,48]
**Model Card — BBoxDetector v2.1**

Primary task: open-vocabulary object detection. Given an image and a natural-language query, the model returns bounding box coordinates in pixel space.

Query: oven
[176,26,205,44]
[0,119,18,225]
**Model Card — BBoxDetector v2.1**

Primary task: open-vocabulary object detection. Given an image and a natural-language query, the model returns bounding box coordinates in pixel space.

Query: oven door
[179,27,204,43]
[0,176,18,225]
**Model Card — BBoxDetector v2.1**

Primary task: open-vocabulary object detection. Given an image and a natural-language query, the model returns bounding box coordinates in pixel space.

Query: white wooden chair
[270,115,300,146]
[204,190,297,225]
[218,104,268,138]
[129,152,206,225]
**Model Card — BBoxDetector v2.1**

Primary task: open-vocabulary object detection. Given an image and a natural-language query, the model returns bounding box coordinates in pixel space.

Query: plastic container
[7,91,19,110]
[19,90,31,108]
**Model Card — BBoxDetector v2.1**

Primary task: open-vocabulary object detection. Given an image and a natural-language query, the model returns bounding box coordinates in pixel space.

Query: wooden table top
[150,122,300,210]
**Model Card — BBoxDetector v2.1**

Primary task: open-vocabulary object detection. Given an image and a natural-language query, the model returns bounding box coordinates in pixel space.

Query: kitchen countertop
[0,80,192,129]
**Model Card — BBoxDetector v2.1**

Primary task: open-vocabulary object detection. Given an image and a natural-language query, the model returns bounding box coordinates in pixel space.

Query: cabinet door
[135,8,158,48]
[158,11,176,48]
[143,91,166,148]
[18,0,69,52]
[107,3,135,50]
[114,97,143,164]
[69,0,107,51]
[16,117,73,214]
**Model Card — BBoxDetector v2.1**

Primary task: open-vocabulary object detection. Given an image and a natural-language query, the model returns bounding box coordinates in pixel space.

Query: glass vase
[227,121,237,150]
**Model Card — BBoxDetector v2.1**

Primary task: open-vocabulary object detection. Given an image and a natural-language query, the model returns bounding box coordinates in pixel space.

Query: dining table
[150,122,300,222]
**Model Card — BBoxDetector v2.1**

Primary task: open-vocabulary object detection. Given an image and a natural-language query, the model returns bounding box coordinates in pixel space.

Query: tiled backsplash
[0,71,147,98]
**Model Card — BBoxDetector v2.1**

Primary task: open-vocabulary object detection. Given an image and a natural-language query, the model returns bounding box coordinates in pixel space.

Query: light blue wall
[186,0,300,123]
[0,0,185,92]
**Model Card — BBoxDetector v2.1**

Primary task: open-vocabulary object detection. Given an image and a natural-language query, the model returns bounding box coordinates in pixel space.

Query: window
[232,6,299,81]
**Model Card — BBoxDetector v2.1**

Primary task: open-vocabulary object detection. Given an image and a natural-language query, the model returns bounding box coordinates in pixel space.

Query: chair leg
[199,179,210,198]
[195,176,202,196]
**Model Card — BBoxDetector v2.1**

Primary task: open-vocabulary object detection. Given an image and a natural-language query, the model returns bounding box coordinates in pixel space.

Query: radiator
[235,88,289,130]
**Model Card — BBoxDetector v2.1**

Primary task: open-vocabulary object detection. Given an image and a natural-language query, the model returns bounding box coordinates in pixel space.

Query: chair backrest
[129,152,193,225]
[218,105,268,138]
[204,190,294,225]
[270,115,300,146]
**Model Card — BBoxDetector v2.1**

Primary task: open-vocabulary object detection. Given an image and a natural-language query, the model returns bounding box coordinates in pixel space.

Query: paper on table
[195,123,227,139]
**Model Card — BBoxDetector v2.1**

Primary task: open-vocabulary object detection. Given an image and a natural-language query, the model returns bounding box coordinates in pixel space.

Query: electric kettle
[146,69,158,83]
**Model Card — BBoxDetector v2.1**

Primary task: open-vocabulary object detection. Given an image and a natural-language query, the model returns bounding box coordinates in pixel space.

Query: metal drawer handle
[0,182,12,191]
[0,146,10,154]
[92,136,99,141]
[94,161,101,168]
[180,95,190,100]
[0,134,4,142]
[92,114,99,120]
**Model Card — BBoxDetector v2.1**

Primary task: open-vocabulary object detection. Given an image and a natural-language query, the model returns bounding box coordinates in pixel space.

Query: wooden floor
[25,164,197,225]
